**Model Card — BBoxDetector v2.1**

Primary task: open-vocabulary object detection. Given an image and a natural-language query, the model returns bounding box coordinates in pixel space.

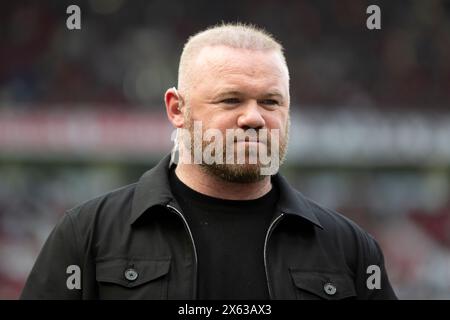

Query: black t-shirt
[169,169,279,299]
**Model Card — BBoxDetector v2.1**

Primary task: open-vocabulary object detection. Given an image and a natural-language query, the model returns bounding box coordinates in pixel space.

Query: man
[21,23,397,299]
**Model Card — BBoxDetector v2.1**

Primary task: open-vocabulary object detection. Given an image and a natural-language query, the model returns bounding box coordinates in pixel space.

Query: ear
[165,87,185,128]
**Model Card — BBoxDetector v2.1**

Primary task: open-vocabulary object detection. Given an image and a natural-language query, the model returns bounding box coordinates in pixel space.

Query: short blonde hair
[178,22,288,93]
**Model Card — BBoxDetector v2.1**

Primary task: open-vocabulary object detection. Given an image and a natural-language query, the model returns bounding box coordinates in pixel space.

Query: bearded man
[21,23,397,300]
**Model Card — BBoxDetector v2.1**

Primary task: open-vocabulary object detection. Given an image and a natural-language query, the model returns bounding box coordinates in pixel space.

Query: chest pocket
[96,258,171,299]
[289,269,356,300]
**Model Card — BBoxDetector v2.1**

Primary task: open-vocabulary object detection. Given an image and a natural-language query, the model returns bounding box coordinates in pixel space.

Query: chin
[201,163,266,183]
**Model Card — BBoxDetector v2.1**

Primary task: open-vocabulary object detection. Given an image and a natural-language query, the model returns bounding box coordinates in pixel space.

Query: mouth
[235,140,260,144]
[235,141,263,148]
[234,137,260,143]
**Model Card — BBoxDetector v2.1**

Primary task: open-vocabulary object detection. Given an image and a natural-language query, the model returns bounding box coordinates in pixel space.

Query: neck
[175,163,272,200]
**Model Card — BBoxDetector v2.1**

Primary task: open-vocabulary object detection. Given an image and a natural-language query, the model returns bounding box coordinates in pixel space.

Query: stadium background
[1,0,449,299]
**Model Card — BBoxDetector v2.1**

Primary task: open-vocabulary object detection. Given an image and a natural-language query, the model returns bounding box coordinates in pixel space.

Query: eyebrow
[214,91,242,99]
[262,92,284,99]
[213,90,285,100]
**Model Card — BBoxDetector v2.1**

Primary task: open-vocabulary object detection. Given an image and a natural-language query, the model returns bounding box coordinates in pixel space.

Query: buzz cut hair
[177,22,288,93]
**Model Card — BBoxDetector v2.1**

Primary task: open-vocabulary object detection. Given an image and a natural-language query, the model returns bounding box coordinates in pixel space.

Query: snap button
[324,282,337,295]
[124,268,138,281]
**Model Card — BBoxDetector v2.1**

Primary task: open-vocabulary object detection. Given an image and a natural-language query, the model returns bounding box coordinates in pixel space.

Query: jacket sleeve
[356,233,398,300]
[20,212,83,299]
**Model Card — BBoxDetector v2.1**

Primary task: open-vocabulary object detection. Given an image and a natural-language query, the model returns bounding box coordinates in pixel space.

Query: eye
[220,98,241,105]
[259,99,280,106]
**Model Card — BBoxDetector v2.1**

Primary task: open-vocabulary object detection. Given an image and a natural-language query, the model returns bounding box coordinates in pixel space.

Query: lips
[235,139,259,143]
[234,136,260,143]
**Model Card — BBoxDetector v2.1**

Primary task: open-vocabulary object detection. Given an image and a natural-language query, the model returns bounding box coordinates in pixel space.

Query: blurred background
[1,0,449,299]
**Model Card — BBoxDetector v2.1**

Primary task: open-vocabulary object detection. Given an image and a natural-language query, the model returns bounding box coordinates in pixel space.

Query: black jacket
[21,154,397,300]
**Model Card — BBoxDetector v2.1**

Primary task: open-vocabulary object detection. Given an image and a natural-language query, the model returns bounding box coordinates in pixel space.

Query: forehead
[191,45,289,92]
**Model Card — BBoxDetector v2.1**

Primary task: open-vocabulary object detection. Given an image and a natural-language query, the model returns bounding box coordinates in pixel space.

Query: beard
[181,106,289,183]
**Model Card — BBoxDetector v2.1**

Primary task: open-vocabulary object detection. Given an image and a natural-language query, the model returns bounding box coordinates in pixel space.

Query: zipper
[263,213,285,299]
[166,204,198,299]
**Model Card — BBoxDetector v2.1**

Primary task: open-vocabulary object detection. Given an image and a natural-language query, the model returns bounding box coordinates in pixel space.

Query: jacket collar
[274,174,323,229]
[130,154,323,229]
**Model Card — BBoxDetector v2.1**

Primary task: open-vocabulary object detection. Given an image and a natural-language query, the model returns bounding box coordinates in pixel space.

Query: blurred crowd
[1,0,449,110]
[0,0,449,299]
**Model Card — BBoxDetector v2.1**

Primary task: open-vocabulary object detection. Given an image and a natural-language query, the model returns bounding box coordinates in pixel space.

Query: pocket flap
[96,258,170,288]
[290,269,356,300]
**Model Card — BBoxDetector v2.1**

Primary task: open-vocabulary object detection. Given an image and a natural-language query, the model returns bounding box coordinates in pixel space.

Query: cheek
[200,111,237,131]
[265,112,288,130]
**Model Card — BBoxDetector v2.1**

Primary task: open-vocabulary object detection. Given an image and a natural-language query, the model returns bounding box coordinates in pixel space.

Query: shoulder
[65,182,138,233]
[297,190,382,257]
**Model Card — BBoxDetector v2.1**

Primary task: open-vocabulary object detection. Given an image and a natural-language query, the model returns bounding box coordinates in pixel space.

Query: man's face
[182,45,290,182]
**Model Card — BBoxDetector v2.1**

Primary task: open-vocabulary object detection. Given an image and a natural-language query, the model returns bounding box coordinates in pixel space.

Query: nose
[237,101,265,129]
